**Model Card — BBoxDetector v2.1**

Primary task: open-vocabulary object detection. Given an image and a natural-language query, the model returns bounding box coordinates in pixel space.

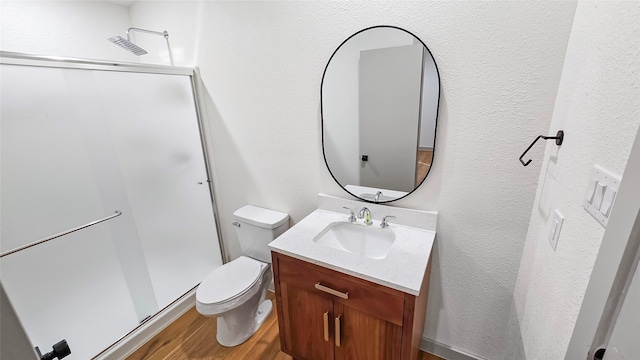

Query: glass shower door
[0,64,146,359]
[0,62,223,359]
[91,70,223,309]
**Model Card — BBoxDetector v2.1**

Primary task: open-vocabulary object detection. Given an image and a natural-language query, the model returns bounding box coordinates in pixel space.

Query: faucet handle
[343,207,357,222]
[381,215,396,228]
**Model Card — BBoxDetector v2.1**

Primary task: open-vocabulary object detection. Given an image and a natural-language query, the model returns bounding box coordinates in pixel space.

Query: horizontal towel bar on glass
[0,211,122,258]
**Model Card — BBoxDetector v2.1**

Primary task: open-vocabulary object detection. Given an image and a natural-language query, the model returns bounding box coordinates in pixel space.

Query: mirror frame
[320,25,441,204]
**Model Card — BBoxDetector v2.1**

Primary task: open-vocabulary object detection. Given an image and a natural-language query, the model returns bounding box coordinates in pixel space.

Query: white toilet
[196,205,289,347]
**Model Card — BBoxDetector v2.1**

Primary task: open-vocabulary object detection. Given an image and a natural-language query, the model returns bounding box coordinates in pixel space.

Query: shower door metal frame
[0,51,229,357]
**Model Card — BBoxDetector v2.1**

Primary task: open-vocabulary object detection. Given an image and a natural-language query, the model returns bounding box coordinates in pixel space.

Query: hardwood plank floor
[416,149,433,184]
[128,292,443,360]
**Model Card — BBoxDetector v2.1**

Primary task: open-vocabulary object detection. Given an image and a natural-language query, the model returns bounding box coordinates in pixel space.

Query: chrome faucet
[357,207,373,225]
[342,206,357,223]
[380,215,396,228]
[374,191,383,202]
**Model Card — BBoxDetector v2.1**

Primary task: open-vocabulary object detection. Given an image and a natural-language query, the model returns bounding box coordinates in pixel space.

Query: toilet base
[255,298,273,329]
[216,298,273,347]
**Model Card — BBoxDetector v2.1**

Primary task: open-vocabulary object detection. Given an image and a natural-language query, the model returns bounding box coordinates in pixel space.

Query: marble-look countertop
[268,208,435,295]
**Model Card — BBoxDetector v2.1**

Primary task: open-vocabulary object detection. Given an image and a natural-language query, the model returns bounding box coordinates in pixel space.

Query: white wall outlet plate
[583,165,621,227]
[549,209,564,251]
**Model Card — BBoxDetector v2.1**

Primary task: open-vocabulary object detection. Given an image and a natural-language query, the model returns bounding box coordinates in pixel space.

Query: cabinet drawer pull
[335,315,341,347]
[315,283,349,299]
[323,311,329,342]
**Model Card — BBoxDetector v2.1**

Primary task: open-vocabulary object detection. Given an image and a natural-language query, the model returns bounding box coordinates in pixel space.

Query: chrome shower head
[108,35,148,56]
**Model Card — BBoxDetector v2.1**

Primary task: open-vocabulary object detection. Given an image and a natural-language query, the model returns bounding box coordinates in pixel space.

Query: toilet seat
[196,256,263,309]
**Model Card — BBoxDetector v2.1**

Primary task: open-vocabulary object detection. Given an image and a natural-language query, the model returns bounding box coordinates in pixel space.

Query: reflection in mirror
[322,26,440,203]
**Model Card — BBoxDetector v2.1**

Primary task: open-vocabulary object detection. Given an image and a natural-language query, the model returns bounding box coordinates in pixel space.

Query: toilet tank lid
[233,205,289,229]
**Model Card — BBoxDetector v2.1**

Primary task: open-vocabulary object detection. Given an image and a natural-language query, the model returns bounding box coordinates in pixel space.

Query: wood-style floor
[416,149,433,184]
[128,292,443,360]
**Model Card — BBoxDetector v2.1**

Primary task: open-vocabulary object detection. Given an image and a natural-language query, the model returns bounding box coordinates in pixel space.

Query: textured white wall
[0,1,136,62]
[130,2,577,359]
[513,2,640,359]
[128,1,201,67]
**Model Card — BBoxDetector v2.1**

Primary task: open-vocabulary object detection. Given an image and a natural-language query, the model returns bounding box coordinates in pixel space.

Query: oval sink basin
[312,222,395,259]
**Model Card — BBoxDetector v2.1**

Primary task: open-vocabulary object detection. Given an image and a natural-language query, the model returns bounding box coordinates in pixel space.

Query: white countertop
[268,208,435,295]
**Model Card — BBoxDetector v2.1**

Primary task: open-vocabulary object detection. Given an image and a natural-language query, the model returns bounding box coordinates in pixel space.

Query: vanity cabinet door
[333,302,402,360]
[279,281,334,360]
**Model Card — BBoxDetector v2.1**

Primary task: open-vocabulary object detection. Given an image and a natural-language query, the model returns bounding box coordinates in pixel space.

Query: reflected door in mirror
[359,44,424,192]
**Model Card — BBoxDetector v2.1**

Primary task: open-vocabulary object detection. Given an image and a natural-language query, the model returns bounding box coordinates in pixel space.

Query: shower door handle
[0,211,122,258]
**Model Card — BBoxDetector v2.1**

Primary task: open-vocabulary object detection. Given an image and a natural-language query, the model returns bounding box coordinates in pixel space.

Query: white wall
[1,284,39,360]
[130,2,577,359]
[0,1,136,62]
[128,1,202,67]
[512,2,640,359]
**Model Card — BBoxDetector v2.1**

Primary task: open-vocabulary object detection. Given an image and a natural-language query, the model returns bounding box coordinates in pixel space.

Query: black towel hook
[519,130,564,166]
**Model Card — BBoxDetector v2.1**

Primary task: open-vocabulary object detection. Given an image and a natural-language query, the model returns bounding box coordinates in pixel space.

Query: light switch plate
[549,209,564,251]
[583,165,621,227]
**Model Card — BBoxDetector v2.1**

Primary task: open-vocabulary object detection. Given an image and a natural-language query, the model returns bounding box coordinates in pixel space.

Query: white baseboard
[420,337,485,360]
[94,289,197,360]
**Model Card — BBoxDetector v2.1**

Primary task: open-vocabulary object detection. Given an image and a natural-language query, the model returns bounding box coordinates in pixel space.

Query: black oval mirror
[321,25,440,203]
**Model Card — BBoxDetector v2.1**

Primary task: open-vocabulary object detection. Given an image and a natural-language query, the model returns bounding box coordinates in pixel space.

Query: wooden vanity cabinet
[271,252,431,360]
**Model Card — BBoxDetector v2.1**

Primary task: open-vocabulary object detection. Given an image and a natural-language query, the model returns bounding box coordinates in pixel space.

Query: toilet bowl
[196,256,273,346]
[196,205,289,347]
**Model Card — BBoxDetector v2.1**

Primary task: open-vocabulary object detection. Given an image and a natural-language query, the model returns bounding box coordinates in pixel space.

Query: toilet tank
[233,205,289,263]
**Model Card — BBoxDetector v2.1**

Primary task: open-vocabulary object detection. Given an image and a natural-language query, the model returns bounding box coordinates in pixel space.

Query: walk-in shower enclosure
[0,53,225,359]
